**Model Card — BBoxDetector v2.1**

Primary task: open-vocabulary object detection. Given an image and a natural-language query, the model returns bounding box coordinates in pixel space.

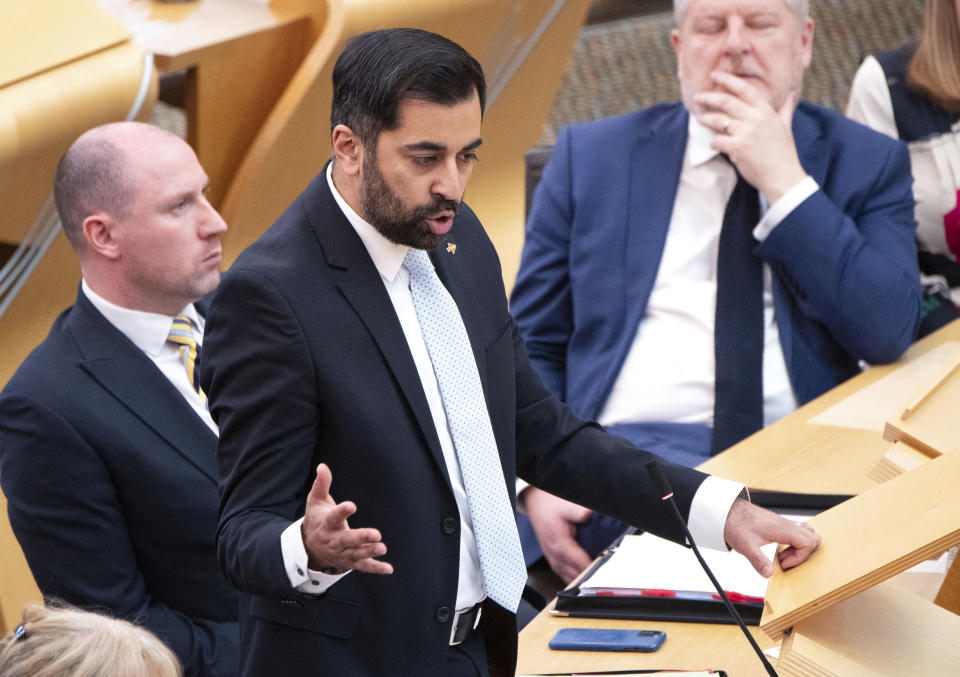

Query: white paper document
[580,532,776,601]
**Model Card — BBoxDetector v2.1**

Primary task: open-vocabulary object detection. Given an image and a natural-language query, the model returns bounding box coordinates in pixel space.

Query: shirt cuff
[515,478,531,515]
[753,175,819,241]
[280,518,351,594]
[687,476,748,551]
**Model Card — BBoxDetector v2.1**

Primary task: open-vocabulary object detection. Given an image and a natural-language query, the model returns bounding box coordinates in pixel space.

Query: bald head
[52,122,227,315]
[54,122,184,254]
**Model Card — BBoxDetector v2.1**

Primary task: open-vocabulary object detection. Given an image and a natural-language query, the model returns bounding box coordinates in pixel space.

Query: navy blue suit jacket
[201,168,712,675]
[511,102,922,425]
[0,290,238,677]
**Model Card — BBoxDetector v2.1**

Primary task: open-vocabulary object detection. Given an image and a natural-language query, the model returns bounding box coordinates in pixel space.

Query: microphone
[645,460,779,677]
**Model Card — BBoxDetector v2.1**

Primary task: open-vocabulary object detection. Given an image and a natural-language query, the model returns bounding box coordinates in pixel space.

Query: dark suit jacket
[511,102,922,422]
[0,290,239,677]
[201,167,711,675]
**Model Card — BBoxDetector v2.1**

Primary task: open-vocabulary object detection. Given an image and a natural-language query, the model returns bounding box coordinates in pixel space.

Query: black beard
[359,153,460,251]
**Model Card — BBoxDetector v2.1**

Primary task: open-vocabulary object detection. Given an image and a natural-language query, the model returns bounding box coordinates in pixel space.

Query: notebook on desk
[553,531,769,625]
[552,491,852,624]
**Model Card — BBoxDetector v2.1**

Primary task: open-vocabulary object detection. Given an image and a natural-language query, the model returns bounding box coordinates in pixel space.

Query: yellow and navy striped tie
[167,315,206,403]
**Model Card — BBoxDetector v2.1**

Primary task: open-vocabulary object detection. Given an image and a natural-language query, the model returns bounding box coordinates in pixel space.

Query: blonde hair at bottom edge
[0,602,182,677]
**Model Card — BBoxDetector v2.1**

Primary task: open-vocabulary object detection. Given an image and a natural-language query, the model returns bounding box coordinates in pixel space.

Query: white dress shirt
[598,115,815,429]
[81,280,217,434]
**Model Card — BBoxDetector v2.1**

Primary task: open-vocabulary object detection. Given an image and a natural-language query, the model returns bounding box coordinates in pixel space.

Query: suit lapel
[793,103,828,186]
[303,175,452,484]
[69,291,219,482]
[624,105,689,323]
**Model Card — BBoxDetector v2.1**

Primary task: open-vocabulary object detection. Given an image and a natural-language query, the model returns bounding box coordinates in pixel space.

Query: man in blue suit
[0,122,238,676]
[511,0,923,582]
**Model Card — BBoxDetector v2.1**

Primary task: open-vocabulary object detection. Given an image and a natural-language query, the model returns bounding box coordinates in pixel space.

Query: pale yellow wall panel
[1,0,130,87]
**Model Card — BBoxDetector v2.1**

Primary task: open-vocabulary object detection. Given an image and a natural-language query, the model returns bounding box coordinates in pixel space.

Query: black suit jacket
[0,290,238,677]
[202,168,709,675]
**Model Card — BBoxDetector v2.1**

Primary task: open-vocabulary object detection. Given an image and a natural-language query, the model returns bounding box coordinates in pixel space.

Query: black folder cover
[553,542,763,625]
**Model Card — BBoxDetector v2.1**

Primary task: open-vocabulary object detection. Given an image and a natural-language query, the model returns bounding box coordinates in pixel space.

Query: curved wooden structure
[219,0,593,289]
[93,0,325,208]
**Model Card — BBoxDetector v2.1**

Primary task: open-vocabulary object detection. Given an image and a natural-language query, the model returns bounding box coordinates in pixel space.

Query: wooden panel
[468,0,595,291]
[94,0,321,208]
[777,580,960,676]
[1,0,130,87]
[934,552,960,615]
[0,490,39,635]
[760,451,960,639]
[185,17,313,207]
[0,42,157,243]
[881,347,960,458]
[93,0,313,71]
[867,440,930,483]
[516,606,777,676]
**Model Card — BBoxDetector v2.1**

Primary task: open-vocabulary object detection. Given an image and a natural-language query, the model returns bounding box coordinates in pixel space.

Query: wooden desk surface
[517,320,960,676]
[517,612,777,676]
[698,319,960,493]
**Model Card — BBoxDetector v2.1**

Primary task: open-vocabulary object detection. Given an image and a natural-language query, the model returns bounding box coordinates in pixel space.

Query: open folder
[554,531,772,625]
[552,491,852,625]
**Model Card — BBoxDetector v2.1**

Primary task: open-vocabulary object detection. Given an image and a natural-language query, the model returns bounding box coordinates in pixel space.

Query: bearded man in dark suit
[202,28,820,677]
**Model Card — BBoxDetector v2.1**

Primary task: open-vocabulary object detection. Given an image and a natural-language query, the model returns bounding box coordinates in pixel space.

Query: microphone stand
[646,461,779,677]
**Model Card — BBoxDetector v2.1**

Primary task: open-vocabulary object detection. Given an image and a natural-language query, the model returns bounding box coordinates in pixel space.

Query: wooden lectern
[762,450,960,674]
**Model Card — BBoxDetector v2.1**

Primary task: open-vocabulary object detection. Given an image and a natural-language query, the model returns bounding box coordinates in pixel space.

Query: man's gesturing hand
[301,463,393,575]
[723,498,821,577]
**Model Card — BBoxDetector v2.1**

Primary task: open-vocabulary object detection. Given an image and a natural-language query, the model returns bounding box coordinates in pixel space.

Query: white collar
[686,113,724,168]
[326,163,409,284]
[81,279,201,357]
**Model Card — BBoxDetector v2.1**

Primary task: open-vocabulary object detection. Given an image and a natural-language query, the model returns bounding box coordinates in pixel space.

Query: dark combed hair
[330,28,486,145]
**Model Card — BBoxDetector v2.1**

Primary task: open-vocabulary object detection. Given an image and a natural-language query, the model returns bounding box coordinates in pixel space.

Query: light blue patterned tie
[403,247,526,612]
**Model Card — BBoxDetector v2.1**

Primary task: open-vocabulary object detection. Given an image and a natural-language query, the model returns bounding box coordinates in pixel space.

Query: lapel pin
[446,243,457,254]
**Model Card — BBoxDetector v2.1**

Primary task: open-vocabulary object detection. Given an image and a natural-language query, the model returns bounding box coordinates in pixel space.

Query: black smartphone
[548,627,666,652]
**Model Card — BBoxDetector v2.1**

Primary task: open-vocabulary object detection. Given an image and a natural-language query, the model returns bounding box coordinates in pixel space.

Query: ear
[82,213,121,260]
[331,124,365,177]
[798,18,814,70]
